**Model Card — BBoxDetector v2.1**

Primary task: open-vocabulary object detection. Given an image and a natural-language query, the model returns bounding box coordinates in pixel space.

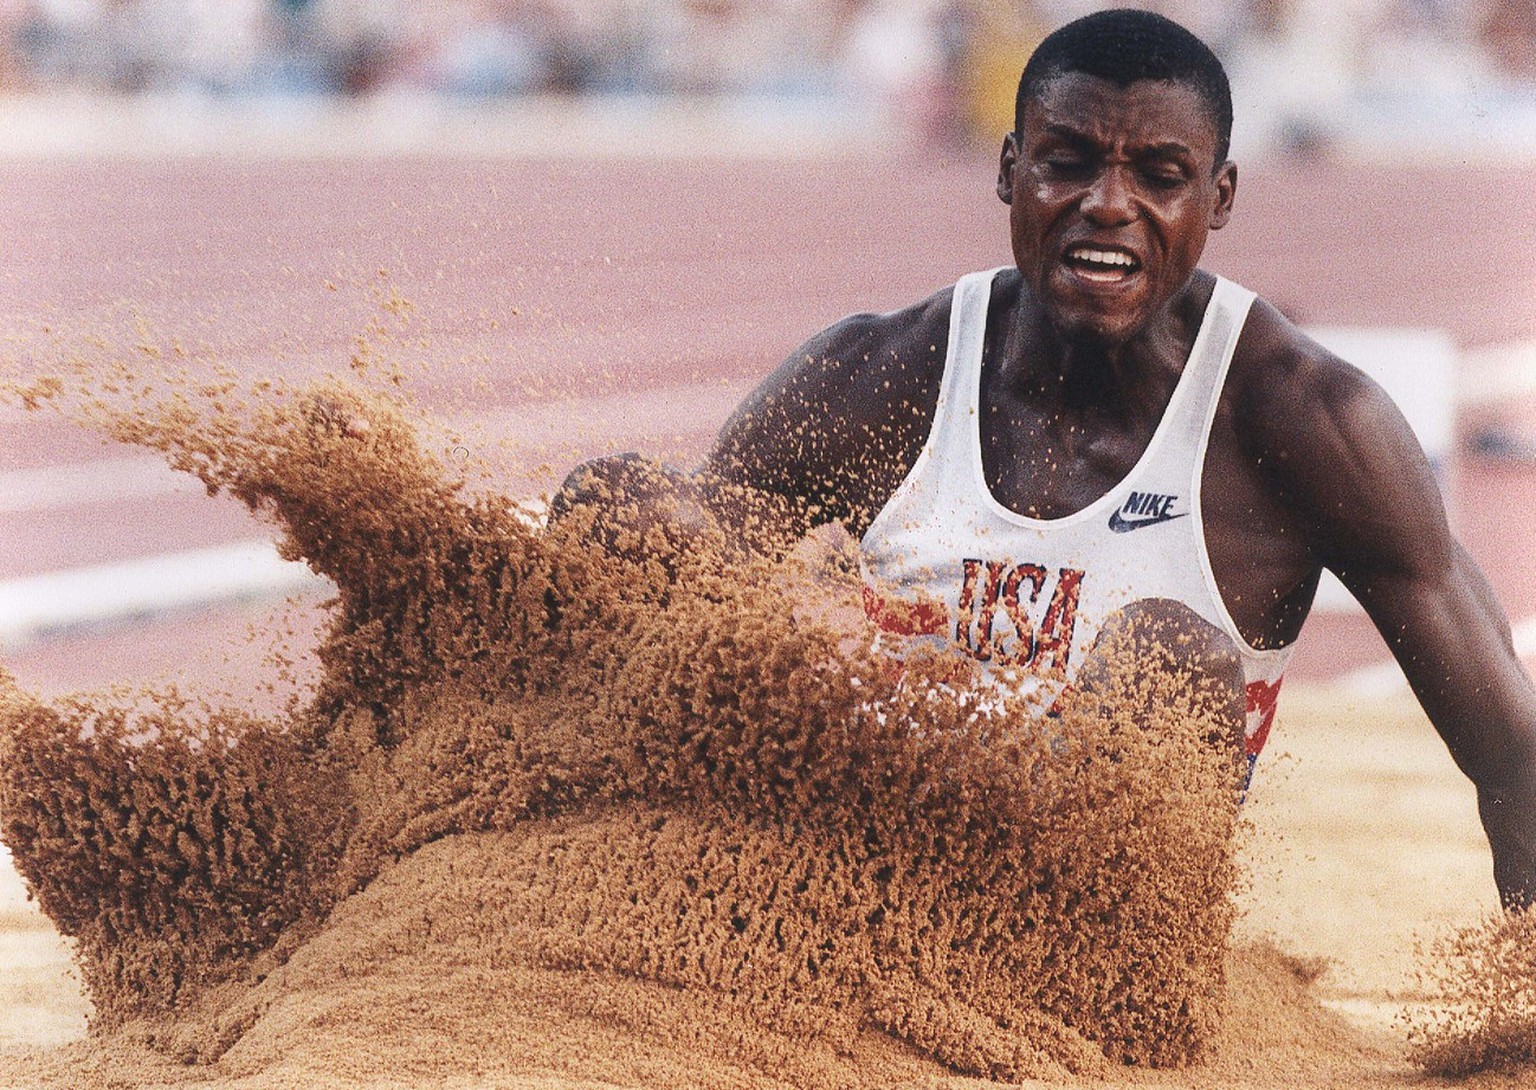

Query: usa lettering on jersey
[955,559,1085,675]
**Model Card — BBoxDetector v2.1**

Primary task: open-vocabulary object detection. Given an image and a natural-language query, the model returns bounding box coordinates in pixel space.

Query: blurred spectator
[307,0,408,95]
[656,0,838,96]
[112,0,270,94]
[1359,0,1491,97]
[843,0,948,137]
[13,0,115,90]
[0,1,32,89]
[1222,0,1354,159]
[396,3,544,97]
[952,1,1048,143]
[1480,0,1536,83]
[1,0,1534,155]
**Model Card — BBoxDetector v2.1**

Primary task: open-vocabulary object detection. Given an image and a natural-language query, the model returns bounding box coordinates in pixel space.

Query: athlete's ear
[997,132,1018,205]
[1210,160,1237,230]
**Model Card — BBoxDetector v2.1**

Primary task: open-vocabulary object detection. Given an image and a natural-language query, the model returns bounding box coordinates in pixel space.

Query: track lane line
[0,455,200,514]
[0,540,329,651]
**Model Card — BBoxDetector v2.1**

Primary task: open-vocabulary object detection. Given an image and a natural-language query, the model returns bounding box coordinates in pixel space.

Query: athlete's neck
[997,273,1210,418]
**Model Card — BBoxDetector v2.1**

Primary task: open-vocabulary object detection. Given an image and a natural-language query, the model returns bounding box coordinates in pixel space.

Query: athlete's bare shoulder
[716,286,953,452]
[1227,297,1355,414]
[1228,297,1406,458]
[705,284,956,531]
[1227,297,1451,574]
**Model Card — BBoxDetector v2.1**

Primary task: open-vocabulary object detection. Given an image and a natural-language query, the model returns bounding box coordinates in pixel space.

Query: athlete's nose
[1079,166,1135,226]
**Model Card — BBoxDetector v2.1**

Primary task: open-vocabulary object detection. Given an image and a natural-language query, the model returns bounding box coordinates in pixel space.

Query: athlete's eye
[1141,161,1189,189]
[1040,155,1090,179]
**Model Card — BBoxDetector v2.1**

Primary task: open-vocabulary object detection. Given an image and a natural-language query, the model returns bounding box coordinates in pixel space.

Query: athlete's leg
[1073,597,1247,754]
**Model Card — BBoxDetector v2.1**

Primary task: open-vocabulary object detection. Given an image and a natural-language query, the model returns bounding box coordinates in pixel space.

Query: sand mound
[0,364,1303,1086]
[0,681,344,1016]
[3,835,1393,1090]
[1404,909,1536,1077]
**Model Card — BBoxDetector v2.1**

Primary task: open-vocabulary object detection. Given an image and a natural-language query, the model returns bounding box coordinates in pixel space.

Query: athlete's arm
[702,292,948,542]
[1254,320,1536,909]
[552,292,946,564]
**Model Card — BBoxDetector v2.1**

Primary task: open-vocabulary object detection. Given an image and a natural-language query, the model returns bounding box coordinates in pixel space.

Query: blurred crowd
[0,0,1532,148]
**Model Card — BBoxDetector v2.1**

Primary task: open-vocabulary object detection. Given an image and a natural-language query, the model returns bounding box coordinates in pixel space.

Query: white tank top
[860,268,1291,768]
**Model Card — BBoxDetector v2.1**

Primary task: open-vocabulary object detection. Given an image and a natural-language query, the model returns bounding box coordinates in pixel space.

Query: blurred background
[0,0,1533,158]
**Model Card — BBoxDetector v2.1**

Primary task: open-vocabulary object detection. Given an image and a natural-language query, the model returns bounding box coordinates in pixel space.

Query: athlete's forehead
[1021,72,1221,164]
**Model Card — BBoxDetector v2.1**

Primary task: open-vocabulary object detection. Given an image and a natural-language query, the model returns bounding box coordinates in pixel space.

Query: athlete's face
[997,73,1236,347]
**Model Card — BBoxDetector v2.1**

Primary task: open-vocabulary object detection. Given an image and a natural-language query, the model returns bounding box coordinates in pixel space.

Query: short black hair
[1015,9,1233,167]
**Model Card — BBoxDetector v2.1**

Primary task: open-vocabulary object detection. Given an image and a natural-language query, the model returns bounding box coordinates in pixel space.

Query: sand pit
[7,696,1520,1090]
[0,832,1402,1090]
[1,359,1534,1090]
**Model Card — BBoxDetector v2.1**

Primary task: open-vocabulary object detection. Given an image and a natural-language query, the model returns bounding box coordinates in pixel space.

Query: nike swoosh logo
[1107,509,1188,533]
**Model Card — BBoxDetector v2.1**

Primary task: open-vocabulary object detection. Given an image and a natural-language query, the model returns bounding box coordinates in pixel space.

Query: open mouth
[1062,244,1142,284]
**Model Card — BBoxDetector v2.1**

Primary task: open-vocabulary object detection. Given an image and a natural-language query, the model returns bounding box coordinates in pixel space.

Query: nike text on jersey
[1108,491,1187,533]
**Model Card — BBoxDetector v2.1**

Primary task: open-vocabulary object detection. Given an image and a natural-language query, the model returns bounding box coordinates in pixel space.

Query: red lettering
[1244,678,1283,756]
[969,560,1008,661]
[862,584,946,637]
[956,558,983,653]
[867,560,1093,680]
[1029,567,1084,677]
[997,563,1047,666]
[956,559,1085,674]
[956,559,1012,662]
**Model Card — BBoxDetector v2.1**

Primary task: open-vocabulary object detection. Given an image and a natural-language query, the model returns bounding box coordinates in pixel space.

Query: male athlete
[558,10,1536,909]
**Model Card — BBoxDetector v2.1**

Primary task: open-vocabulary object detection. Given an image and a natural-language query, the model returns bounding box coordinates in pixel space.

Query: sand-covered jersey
[859,268,1291,766]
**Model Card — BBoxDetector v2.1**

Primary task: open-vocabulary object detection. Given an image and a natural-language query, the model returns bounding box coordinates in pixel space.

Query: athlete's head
[1016,9,1233,169]
[996,11,1238,348]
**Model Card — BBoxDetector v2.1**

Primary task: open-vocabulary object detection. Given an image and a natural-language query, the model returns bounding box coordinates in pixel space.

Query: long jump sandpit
[0,368,1527,1090]
[0,678,1518,1090]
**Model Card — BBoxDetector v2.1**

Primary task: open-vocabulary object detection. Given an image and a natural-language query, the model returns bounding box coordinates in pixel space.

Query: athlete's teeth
[1068,246,1135,269]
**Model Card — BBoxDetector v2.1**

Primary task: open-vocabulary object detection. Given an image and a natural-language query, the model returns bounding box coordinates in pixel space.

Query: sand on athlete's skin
[1,356,1533,1090]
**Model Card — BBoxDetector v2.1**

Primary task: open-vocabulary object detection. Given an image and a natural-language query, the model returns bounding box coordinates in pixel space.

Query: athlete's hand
[301,393,371,440]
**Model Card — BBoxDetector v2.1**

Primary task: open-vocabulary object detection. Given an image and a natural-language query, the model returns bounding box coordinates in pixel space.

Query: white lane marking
[1459,339,1536,407]
[0,381,746,648]
[0,540,329,651]
[1340,615,1536,696]
[0,381,751,516]
[0,455,202,514]
[0,843,33,915]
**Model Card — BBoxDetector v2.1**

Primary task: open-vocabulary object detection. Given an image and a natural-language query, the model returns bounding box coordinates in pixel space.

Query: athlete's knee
[1078,598,1246,750]
[551,453,663,522]
[1114,598,1241,677]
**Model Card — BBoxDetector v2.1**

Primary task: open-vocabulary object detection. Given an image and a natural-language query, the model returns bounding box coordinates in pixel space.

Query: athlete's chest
[974,371,1177,522]
[1197,425,1318,647]
[969,383,1316,649]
